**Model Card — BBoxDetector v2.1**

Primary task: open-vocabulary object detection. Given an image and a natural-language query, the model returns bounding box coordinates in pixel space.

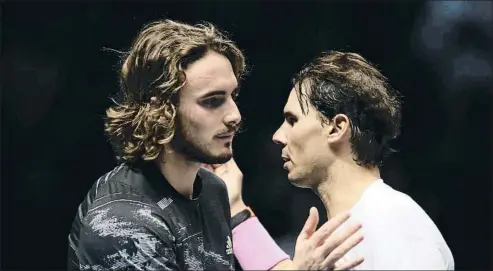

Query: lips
[216,133,234,137]
[215,133,234,139]
[281,155,291,170]
[215,133,235,142]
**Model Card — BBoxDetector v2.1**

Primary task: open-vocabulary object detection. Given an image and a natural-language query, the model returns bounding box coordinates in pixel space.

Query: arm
[69,201,179,271]
[232,215,290,270]
[205,160,364,270]
[231,203,363,270]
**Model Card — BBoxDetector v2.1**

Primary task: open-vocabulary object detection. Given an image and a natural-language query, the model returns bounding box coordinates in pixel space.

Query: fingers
[320,222,362,256]
[310,211,351,245]
[334,257,364,270]
[297,207,319,241]
[321,225,364,268]
[204,161,230,172]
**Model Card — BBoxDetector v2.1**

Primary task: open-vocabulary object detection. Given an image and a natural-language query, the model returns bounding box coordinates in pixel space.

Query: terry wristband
[232,217,290,270]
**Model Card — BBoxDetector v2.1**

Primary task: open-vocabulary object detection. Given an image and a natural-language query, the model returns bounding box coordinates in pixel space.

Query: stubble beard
[170,119,233,165]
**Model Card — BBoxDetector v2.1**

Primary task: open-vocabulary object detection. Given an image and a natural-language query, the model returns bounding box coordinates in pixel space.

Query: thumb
[298,207,319,240]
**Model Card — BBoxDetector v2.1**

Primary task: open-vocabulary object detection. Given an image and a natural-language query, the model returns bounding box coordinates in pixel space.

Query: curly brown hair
[294,51,402,168]
[105,19,246,164]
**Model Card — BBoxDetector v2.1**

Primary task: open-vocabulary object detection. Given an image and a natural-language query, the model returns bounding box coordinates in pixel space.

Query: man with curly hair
[67,20,364,271]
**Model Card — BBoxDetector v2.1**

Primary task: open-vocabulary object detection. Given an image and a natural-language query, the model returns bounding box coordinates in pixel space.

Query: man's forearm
[230,201,248,217]
[230,201,293,270]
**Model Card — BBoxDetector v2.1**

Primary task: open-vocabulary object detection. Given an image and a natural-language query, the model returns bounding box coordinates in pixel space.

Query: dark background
[2,1,492,270]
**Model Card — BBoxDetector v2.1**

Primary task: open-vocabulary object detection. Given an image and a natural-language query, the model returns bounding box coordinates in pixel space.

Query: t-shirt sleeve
[71,199,179,271]
[371,235,452,270]
[368,204,454,270]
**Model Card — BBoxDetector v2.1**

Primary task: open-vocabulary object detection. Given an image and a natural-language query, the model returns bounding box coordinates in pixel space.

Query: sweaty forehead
[183,51,238,96]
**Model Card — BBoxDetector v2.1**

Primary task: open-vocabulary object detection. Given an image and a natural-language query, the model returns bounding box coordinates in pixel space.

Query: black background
[2,1,492,269]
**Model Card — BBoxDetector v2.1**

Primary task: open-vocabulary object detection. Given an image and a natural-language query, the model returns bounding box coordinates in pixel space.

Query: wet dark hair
[294,51,402,168]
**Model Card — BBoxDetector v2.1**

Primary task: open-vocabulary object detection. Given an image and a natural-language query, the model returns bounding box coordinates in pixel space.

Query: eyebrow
[200,90,228,99]
[200,87,239,99]
[283,111,297,119]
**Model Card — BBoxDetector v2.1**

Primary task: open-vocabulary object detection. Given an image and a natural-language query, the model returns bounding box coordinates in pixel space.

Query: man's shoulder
[83,194,171,231]
[69,190,178,271]
[356,181,446,241]
[359,181,424,215]
[74,190,175,255]
[80,164,165,226]
[346,182,454,270]
[90,163,155,201]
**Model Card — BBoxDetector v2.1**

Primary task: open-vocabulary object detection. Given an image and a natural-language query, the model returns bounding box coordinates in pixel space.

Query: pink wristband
[232,217,290,270]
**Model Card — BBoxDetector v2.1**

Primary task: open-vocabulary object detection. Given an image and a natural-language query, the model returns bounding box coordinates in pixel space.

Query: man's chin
[176,140,233,165]
[289,180,312,189]
[199,152,233,165]
[287,173,312,189]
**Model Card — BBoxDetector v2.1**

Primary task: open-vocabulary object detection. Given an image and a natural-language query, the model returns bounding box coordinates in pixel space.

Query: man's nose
[224,99,241,126]
[272,127,286,146]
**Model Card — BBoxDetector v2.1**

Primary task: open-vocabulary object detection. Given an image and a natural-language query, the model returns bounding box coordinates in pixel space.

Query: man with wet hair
[214,51,454,270]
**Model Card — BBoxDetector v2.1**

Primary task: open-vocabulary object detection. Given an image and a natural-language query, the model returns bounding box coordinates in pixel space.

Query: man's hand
[205,160,365,270]
[203,158,246,216]
[292,207,364,270]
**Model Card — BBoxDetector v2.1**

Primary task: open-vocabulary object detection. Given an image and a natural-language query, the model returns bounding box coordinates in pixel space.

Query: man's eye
[286,117,297,125]
[202,97,225,108]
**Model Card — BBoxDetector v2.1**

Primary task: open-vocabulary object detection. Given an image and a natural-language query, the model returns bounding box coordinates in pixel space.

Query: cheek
[179,106,216,136]
[288,126,311,157]
[182,120,213,144]
[289,124,324,161]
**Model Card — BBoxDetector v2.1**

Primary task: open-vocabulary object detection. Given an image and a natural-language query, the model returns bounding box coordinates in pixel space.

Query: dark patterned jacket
[67,162,234,270]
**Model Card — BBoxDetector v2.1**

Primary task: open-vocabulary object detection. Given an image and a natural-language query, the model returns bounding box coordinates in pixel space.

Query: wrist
[231,206,255,229]
[232,217,290,270]
[230,200,247,217]
[271,259,295,270]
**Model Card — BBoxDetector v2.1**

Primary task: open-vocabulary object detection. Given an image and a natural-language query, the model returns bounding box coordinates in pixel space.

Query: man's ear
[326,114,350,143]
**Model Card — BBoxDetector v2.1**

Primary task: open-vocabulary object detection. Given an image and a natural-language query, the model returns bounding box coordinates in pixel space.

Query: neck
[155,148,201,199]
[314,159,381,219]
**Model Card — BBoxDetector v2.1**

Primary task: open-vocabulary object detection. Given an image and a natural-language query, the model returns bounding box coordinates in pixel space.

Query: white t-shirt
[336,179,454,270]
